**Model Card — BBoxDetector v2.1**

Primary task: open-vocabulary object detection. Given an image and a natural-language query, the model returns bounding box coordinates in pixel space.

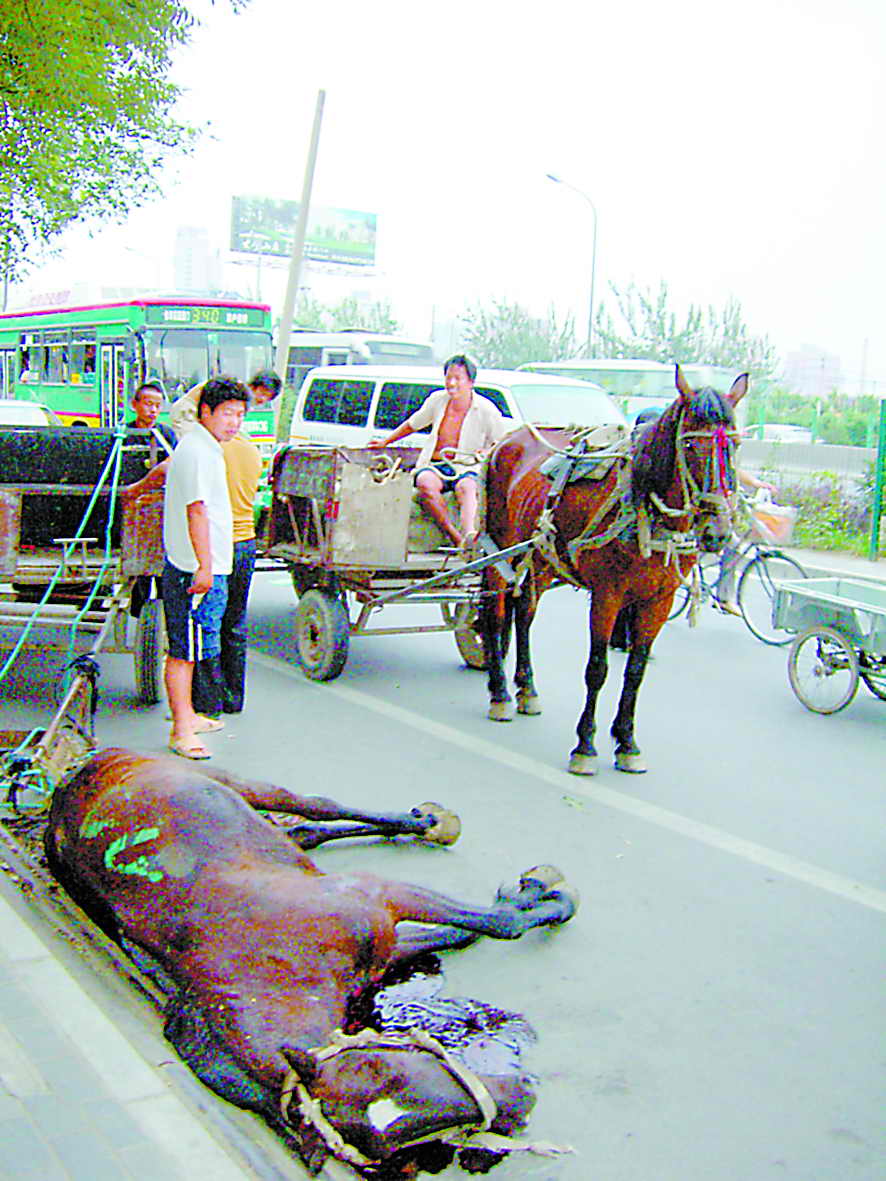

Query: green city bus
[518,358,744,424]
[0,297,276,448]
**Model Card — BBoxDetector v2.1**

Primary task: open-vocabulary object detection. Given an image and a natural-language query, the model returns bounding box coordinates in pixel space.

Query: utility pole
[274,89,325,440]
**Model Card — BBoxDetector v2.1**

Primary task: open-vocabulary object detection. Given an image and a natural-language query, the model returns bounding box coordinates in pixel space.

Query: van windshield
[509,384,625,428]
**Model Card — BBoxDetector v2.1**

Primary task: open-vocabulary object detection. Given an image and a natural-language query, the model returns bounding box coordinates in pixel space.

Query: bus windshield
[143,328,273,398]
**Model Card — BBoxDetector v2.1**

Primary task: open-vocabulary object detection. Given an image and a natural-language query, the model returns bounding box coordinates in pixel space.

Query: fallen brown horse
[45,749,577,1176]
[482,365,747,774]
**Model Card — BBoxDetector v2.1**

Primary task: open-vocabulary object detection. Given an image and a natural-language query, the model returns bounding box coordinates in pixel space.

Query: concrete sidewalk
[0,873,258,1181]
[789,546,884,583]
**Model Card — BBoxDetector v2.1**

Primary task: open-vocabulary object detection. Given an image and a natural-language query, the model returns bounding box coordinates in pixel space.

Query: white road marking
[251,651,886,915]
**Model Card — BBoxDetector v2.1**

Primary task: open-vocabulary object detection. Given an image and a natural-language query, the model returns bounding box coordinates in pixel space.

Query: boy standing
[161,377,250,759]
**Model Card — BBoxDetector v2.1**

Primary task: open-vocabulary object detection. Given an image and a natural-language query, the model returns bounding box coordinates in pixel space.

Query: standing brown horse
[481,365,747,775]
[45,749,577,1176]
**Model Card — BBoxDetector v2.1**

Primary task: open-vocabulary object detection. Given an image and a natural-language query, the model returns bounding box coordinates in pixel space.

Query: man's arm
[119,457,171,501]
[186,501,213,594]
[170,387,200,439]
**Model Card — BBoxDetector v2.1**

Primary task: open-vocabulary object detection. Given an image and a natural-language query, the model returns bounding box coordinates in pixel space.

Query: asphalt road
[1,574,884,1181]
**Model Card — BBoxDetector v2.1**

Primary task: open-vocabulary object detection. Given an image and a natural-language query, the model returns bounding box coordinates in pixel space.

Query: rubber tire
[454,624,486,670]
[738,552,807,645]
[788,626,859,714]
[860,669,886,701]
[134,597,165,705]
[294,589,349,681]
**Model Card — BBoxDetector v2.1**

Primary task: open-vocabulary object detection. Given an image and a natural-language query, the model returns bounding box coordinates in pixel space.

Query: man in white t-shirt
[368,355,508,547]
[161,377,250,759]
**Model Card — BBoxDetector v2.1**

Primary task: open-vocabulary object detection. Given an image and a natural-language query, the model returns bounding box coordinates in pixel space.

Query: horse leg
[513,584,542,715]
[383,866,579,944]
[569,632,609,776]
[383,865,575,969]
[202,768,461,847]
[610,643,652,773]
[482,583,514,722]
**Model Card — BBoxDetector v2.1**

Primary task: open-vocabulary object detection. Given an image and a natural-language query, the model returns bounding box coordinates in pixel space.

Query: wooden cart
[0,427,167,704]
[262,445,530,680]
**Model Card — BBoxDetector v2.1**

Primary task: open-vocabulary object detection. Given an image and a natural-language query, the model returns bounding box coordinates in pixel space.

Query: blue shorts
[161,561,228,661]
[413,461,480,494]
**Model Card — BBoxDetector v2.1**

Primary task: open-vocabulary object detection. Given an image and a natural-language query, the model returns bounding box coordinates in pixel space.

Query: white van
[288,365,627,448]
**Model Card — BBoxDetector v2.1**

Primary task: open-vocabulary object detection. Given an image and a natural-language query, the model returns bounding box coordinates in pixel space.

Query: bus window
[69,335,97,384]
[143,328,208,399]
[213,330,273,383]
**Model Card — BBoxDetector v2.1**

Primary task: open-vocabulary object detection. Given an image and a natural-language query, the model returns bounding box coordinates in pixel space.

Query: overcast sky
[17,0,886,392]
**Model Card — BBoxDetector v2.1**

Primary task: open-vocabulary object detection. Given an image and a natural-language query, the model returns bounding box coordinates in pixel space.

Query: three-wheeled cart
[262,445,531,680]
[0,427,167,704]
[774,577,886,713]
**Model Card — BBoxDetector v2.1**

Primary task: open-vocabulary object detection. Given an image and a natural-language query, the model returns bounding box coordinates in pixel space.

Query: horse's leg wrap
[513,589,541,715]
[611,645,651,773]
[482,590,513,720]
[569,636,608,774]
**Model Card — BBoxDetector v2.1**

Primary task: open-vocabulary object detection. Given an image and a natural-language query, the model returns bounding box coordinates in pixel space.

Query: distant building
[783,345,842,397]
[174,227,222,295]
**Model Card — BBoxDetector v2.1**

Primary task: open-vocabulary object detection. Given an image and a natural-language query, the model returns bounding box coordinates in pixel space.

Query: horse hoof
[516,692,542,716]
[568,752,598,776]
[487,700,515,722]
[544,882,580,921]
[519,864,564,893]
[412,803,462,845]
[614,751,648,774]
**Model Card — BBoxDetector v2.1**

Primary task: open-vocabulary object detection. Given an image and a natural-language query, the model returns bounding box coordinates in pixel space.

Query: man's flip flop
[169,738,211,760]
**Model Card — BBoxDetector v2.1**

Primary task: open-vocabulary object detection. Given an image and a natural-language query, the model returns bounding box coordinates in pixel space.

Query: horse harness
[511,406,737,594]
[280,1025,571,1168]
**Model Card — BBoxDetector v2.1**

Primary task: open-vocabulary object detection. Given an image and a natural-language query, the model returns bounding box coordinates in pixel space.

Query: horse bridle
[279,1026,498,1168]
[647,403,739,529]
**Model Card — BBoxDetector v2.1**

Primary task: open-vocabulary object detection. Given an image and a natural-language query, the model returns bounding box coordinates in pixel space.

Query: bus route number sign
[145,306,265,329]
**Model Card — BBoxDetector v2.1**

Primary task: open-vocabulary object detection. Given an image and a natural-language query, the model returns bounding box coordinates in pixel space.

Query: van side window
[475,386,512,417]
[303,378,375,426]
[374,383,435,432]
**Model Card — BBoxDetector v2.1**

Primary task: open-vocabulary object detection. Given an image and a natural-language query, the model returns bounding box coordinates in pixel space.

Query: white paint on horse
[367,1097,412,1131]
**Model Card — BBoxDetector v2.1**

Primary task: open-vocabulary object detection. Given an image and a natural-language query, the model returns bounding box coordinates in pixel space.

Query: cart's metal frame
[774,576,886,712]
[0,428,167,703]
[262,445,534,677]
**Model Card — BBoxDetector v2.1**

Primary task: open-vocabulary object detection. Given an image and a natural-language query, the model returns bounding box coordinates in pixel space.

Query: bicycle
[668,493,807,645]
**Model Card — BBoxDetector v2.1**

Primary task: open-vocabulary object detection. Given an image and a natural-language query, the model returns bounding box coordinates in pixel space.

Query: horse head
[281,1033,535,1171]
[632,365,747,552]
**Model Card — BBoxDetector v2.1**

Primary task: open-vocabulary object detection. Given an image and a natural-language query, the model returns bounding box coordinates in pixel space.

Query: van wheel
[294,589,350,681]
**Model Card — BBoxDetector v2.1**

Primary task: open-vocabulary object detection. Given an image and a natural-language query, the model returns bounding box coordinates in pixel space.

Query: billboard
[230,196,376,267]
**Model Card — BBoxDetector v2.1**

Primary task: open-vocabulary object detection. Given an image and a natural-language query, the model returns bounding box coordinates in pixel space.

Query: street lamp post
[546,173,597,356]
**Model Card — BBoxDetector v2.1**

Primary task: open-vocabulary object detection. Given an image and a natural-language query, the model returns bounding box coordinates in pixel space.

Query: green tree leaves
[0,0,241,286]
[293,294,400,333]
[592,280,779,381]
[460,298,577,369]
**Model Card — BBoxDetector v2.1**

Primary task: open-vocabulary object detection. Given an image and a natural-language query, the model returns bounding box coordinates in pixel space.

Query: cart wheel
[294,589,349,681]
[134,598,166,705]
[788,626,859,713]
[440,604,486,670]
[860,668,886,701]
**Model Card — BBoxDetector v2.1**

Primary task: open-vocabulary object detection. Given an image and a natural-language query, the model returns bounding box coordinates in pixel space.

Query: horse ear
[281,1044,318,1084]
[728,373,749,405]
[675,364,693,402]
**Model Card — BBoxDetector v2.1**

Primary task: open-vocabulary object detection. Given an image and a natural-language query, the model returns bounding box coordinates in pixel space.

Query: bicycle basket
[750,502,797,545]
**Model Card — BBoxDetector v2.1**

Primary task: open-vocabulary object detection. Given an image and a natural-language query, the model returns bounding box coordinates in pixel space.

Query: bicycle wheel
[788,627,859,713]
[738,552,807,645]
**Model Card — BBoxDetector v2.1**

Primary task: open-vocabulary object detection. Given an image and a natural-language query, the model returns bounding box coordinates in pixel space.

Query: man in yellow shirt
[191,431,263,716]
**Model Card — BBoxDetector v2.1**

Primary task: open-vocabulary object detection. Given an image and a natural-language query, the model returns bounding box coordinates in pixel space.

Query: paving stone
[39,1126,129,1181]
[117,1141,185,1181]
[31,1049,111,1101]
[0,1116,68,1180]
[82,1096,150,1149]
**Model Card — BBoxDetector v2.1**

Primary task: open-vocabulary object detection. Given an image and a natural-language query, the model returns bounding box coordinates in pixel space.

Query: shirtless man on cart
[369,354,508,548]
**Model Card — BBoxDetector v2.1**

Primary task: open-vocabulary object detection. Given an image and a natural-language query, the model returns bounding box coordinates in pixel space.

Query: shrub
[773,470,871,553]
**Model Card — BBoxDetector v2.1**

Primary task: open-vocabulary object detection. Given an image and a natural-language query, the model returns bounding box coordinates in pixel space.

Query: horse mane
[631,386,734,502]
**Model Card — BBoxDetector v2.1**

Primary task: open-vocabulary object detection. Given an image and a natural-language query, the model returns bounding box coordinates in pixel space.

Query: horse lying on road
[45,749,577,1176]
[482,365,747,775]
